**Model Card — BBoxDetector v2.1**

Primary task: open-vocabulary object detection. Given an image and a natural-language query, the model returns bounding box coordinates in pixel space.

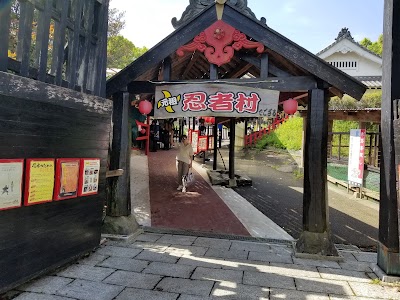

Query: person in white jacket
[176,135,194,192]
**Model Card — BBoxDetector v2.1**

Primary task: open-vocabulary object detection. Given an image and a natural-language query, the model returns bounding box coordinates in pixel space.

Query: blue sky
[110,0,383,54]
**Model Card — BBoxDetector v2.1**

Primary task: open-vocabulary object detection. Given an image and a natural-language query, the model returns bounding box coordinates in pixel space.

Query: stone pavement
[10,231,400,300]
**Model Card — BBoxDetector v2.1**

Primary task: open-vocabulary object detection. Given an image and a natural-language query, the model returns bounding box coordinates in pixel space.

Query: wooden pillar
[179,119,183,141]
[210,63,218,170]
[0,4,11,72]
[193,117,196,130]
[378,0,400,276]
[260,53,269,79]
[295,88,337,256]
[327,120,333,159]
[229,118,237,186]
[213,121,218,170]
[300,115,307,169]
[108,90,132,217]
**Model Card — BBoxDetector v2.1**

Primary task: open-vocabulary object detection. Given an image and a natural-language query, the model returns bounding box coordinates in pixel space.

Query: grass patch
[255,116,303,151]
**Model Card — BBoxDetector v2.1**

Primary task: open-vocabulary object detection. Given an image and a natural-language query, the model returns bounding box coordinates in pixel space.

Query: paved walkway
[11,231,400,300]
[147,148,249,236]
[131,148,292,240]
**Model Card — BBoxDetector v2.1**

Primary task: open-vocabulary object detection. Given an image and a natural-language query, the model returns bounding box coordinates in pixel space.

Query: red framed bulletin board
[0,159,24,211]
[24,158,55,206]
[78,158,100,196]
[198,136,208,152]
[54,158,80,201]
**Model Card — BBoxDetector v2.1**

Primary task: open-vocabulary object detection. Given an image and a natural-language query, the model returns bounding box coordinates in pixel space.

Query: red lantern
[138,100,152,115]
[283,98,298,115]
[140,128,146,134]
[204,117,215,124]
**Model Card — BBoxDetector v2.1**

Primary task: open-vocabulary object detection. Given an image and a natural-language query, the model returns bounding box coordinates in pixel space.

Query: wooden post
[213,121,218,170]
[108,90,132,217]
[295,88,337,256]
[0,4,11,72]
[210,63,218,170]
[229,118,236,186]
[260,53,269,79]
[378,0,400,276]
[300,116,307,169]
[327,120,333,158]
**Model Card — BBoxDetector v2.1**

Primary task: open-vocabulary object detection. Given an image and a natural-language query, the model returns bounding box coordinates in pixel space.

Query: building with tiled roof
[317,28,382,89]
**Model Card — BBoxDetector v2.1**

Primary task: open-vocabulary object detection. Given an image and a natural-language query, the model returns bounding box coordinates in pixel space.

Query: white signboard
[348,129,366,186]
[155,83,280,119]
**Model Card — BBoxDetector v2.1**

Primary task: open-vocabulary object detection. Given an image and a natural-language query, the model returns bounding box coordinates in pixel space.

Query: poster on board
[0,159,24,211]
[24,159,55,206]
[54,159,80,200]
[191,131,199,154]
[78,159,100,196]
[348,129,366,187]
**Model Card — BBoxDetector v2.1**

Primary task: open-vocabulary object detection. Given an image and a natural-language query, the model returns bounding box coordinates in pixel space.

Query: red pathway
[148,148,250,236]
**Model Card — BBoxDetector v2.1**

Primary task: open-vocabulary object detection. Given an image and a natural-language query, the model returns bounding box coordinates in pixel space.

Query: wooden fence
[0,0,109,97]
[328,132,380,168]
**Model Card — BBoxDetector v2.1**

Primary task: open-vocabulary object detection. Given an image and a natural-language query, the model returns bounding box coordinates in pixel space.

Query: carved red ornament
[177,20,264,67]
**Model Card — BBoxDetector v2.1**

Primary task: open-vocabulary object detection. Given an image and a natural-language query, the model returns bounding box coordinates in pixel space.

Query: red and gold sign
[177,20,264,66]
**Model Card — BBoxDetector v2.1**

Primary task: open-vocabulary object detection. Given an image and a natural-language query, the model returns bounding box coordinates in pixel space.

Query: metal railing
[244,115,289,147]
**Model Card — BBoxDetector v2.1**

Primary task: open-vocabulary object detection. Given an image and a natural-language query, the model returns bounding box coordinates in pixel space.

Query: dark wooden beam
[163,56,172,80]
[378,0,400,276]
[229,118,236,186]
[182,52,200,79]
[236,53,291,77]
[67,0,84,90]
[225,62,253,78]
[266,49,304,77]
[127,76,317,93]
[222,5,366,100]
[260,53,269,79]
[50,0,69,85]
[17,1,34,77]
[296,88,337,256]
[35,0,52,82]
[0,4,11,72]
[210,63,219,170]
[106,6,218,97]
[108,91,131,217]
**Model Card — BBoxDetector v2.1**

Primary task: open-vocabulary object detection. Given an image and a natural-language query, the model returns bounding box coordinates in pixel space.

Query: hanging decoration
[138,100,153,115]
[176,20,264,66]
[283,98,298,115]
[204,117,215,124]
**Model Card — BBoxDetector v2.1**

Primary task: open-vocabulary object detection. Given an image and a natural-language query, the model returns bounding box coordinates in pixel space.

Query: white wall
[325,52,382,77]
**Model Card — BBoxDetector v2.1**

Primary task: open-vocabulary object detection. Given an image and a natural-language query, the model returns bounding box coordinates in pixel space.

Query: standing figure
[150,120,160,152]
[176,135,194,192]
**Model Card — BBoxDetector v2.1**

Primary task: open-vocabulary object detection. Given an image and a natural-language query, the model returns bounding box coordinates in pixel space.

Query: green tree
[329,90,382,110]
[107,35,147,69]
[360,34,383,56]
[108,1,126,38]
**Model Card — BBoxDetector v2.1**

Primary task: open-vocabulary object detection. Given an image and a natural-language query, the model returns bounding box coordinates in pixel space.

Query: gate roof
[106,2,366,104]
